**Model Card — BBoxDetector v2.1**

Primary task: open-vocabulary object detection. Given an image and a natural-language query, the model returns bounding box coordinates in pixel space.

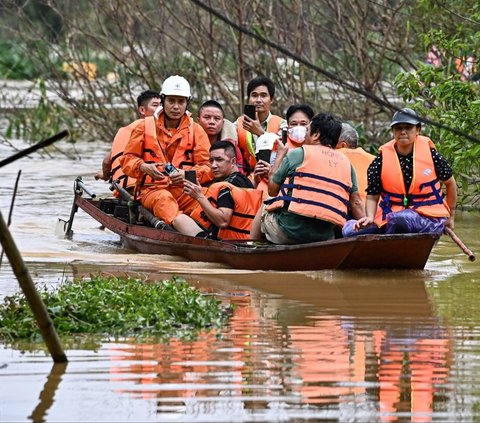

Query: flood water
[0,138,479,422]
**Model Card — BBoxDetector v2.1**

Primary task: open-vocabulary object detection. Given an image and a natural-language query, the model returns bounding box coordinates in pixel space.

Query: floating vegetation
[0,275,231,342]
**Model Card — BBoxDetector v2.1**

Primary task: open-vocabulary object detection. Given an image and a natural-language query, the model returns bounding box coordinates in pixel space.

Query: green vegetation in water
[0,275,231,342]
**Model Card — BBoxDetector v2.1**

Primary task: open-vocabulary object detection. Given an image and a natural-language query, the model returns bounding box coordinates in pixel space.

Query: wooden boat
[65,179,440,271]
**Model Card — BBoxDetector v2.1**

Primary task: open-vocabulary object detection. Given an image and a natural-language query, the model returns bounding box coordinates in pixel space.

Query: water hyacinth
[0,275,231,341]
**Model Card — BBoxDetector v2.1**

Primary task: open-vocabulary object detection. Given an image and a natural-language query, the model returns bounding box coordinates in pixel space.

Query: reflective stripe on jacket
[190,181,263,240]
[374,136,450,226]
[265,145,352,226]
[137,114,212,189]
[237,114,283,174]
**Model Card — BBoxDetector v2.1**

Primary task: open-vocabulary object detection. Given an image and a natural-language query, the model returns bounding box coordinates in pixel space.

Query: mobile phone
[164,162,179,176]
[281,128,288,145]
[256,149,271,163]
[184,169,197,184]
[243,104,256,120]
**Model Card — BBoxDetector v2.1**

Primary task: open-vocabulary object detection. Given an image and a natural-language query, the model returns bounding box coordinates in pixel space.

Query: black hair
[198,100,225,116]
[137,90,161,108]
[285,104,314,124]
[309,112,342,148]
[246,76,275,98]
[210,140,237,159]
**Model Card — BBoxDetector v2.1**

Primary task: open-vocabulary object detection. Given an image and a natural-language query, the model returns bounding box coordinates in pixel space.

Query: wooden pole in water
[444,227,476,262]
[0,211,67,363]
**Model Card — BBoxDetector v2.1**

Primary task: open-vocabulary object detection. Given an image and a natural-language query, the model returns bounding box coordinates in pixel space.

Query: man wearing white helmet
[344,107,457,236]
[121,75,213,236]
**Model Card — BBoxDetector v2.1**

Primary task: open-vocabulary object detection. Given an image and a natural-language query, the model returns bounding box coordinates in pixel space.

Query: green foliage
[394,22,480,207]
[0,275,230,342]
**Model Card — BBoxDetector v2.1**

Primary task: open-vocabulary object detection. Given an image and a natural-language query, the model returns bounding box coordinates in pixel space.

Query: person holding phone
[121,75,212,237]
[184,141,261,239]
[254,104,314,193]
[250,112,365,244]
[235,76,286,177]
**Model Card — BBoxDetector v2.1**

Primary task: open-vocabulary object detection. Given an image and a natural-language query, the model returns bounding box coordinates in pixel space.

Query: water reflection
[54,271,449,422]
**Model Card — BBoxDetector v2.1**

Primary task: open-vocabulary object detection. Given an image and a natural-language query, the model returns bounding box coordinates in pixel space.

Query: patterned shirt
[366,147,453,195]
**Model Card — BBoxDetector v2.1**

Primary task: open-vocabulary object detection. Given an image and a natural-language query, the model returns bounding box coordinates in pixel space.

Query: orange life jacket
[138,114,197,189]
[190,181,263,240]
[374,136,450,226]
[237,114,283,174]
[110,121,140,191]
[337,147,375,203]
[265,145,352,226]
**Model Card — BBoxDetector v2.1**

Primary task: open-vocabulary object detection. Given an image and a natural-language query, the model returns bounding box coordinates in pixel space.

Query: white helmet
[160,75,191,98]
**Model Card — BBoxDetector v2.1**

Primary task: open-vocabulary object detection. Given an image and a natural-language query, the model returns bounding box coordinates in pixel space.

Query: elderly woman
[344,108,457,236]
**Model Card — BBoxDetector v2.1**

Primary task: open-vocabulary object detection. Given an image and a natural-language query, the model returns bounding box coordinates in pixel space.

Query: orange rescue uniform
[121,112,213,224]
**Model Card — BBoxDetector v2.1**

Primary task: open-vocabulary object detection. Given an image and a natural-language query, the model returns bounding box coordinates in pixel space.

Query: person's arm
[350,191,365,220]
[95,152,111,180]
[444,176,457,230]
[267,139,289,197]
[354,194,380,229]
[183,181,234,228]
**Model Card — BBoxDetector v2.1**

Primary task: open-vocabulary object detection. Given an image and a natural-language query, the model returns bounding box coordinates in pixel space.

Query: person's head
[390,108,421,149]
[336,122,359,149]
[160,75,191,120]
[246,76,275,115]
[306,112,342,148]
[209,140,237,180]
[136,90,161,117]
[286,104,314,145]
[197,100,225,139]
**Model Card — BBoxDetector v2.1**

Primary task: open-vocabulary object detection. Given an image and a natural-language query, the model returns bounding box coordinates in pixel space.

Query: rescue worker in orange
[250,112,365,244]
[196,100,245,173]
[184,141,262,240]
[335,122,375,204]
[235,76,286,178]
[345,108,457,236]
[95,90,161,196]
[121,75,213,236]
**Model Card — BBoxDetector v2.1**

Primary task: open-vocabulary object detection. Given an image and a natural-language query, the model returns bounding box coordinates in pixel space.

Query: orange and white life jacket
[190,182,263,240]
[374,136,450,226]
[237,114,283,174]
[138,115,196,188]
[265,145,352,227]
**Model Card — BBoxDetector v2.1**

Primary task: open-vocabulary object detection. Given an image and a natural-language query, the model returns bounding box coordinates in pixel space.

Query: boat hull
[74,196,440,271]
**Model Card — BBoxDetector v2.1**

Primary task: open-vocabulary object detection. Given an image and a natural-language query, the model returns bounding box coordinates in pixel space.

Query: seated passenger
[184,141,262,240]
[250,112,365,244]
[343,108,457,237]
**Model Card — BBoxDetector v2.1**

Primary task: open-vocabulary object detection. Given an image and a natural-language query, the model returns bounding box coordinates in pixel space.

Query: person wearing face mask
[250,112,365,244]
[254,104,314,193]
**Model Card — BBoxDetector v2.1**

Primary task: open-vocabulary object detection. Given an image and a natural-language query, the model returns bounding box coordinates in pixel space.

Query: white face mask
[288,125,307,143]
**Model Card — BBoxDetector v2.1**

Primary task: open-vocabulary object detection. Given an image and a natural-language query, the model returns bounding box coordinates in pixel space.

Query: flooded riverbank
[1,139,479,421]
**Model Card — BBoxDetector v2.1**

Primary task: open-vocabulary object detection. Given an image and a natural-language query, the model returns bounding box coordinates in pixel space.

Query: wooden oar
[444,227,476,262]
[0,130,69,168]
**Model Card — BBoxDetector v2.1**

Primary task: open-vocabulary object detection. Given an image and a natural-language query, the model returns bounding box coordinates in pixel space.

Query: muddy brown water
[0,139,479,422]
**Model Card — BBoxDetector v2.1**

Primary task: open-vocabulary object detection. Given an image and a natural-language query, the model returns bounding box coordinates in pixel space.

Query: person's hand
[254,160,270,178]
[169,169,185,186]
[445,215,455,231]
[242,115,264,137]
[354,216,374,230]
[183,179,203,200]
[94,170,106,181]
[275,138,288,159]
[139,163,165,181]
